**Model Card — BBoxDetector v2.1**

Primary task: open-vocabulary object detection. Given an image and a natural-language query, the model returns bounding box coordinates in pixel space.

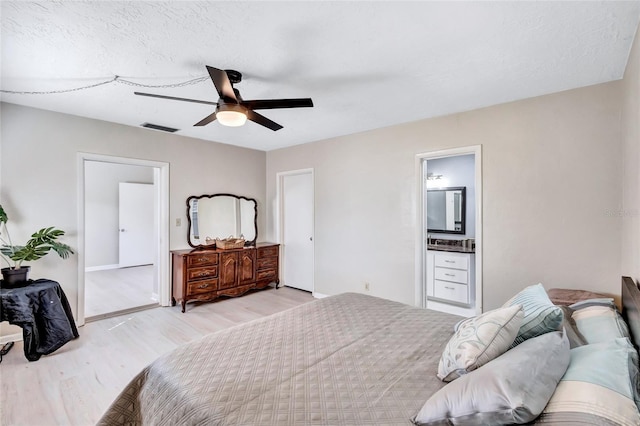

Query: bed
[99,277,640,425]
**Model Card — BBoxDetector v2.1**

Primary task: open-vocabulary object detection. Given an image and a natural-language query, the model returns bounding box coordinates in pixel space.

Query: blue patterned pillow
[503,283,563,346]
[535,338,640,424]
[570,300,630,344]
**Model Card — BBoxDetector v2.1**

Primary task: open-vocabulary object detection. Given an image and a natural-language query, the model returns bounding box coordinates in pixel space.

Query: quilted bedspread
[98,292,461,425]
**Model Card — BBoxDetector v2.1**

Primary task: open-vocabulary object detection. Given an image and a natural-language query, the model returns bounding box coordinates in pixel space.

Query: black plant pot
[1,266,30,288]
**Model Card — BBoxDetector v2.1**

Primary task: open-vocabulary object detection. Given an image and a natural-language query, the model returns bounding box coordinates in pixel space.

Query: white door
[119,182,154,267]
[282,172,314,292]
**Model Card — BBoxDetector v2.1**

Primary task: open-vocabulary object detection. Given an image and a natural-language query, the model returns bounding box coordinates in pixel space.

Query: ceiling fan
[134,66,313,131]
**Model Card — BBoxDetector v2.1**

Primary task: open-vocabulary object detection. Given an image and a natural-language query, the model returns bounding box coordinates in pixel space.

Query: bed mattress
[98,292,462,425]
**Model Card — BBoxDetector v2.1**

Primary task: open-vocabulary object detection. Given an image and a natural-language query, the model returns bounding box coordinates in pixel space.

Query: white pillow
[437,304,523,382]
[416,330,570,425]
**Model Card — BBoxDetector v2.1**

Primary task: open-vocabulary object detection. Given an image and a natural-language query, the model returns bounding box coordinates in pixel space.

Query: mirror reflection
[427,187,466,234]
[187,194,257,248]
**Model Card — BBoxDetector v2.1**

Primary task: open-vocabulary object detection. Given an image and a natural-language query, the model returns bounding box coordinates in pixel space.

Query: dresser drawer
[187,252,219,267]
[256,268,277,282]
[218,284,253,298]
[186,265,218,281]
[186,279,218,295]
[434,280,469,305]
[257,257,277,270]
[434,254,468,270]
[257,246,278,259]
[434,267,468,284]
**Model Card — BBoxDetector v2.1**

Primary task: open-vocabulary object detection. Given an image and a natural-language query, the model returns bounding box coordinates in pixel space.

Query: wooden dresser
[171,242,279,312]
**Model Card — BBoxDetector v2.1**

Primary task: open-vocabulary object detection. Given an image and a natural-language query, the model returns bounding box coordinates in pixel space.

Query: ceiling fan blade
[246,110,283,131]
[194,112,217,126]
[206,66,238,103]
[241,98,313,110]
[134,91,218,106]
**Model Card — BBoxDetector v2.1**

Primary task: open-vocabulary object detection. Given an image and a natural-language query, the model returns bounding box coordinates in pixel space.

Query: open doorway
[416,146,482,317]
[84,163,155,318]
[77,153,170,325]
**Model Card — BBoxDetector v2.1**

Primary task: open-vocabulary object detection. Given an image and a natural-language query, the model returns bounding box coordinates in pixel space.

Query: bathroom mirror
[186,193,257,248]
[427,187,466,234]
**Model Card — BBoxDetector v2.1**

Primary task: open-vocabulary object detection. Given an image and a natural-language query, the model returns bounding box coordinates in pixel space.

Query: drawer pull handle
[197,284,209,289]
[196,272,209,277]
[444,260,455,263]
[444,286,454,290]
[444,273,455,277]
[197,258,209,262]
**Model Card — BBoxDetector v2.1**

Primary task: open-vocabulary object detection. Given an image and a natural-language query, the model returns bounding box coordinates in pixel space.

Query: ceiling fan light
[217,105,247,127]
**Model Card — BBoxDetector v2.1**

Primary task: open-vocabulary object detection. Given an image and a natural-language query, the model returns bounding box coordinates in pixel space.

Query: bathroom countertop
[427,244,475,254]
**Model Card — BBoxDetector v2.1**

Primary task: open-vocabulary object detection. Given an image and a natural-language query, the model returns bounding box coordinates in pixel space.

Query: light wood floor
[0,286,314,426]
[85,265,156,318]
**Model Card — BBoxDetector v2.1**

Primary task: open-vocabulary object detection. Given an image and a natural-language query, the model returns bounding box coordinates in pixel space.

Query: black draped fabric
[0,279,79,361]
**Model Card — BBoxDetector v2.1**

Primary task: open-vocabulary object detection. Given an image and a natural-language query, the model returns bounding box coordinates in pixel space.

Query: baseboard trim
[85,264,119,272]
[312,292,329,299]
[0,333,22,344]
[85,303,159,323]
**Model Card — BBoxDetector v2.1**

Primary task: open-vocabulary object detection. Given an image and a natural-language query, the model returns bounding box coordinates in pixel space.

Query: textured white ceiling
[2,1,640,151]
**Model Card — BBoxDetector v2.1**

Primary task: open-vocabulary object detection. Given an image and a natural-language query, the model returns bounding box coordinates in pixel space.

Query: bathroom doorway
[416,146,483,317]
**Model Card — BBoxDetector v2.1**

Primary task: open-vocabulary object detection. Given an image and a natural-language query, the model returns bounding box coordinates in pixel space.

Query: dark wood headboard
[622,276,640,350]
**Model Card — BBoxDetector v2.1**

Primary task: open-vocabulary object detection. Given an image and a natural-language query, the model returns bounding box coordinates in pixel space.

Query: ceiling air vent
[141,122,179,133]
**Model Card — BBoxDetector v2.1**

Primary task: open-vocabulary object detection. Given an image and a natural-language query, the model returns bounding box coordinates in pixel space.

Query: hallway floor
[85,265,156,318]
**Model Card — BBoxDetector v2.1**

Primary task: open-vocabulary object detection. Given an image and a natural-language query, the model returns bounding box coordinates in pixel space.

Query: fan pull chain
[0,75,209,95]
[116,76,209,88]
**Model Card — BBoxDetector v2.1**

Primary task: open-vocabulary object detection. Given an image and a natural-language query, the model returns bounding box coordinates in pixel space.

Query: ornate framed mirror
[186,193,257,248]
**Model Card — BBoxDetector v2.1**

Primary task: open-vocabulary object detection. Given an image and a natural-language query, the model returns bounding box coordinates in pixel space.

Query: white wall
[266,81,624,310]
[85,162,154,268]
[621,26,640,284]
[0,103,266,336]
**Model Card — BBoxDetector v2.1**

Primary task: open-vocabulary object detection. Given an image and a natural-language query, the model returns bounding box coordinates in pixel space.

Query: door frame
[415,145,483,314]
[76,153,170,326]
[276,168,315,295]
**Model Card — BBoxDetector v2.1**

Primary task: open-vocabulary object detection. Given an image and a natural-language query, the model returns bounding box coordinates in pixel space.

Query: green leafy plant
[0,204,74,270]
